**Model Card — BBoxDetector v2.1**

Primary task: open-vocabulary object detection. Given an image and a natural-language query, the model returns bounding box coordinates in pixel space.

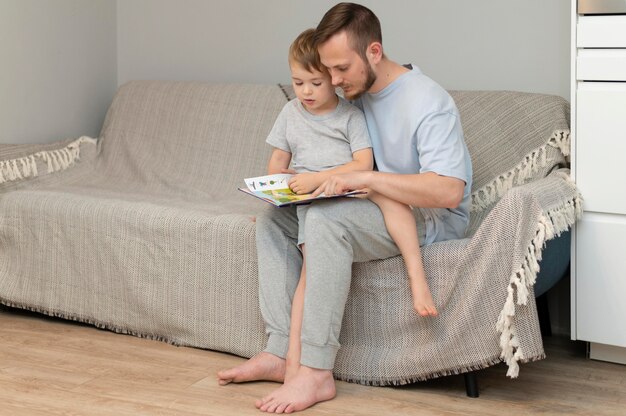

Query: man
[218,3,472,413]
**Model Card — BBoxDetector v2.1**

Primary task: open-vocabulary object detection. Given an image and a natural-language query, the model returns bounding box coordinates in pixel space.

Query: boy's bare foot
[284,356,300,383]
[411,277,438,317]
[255,366,336,413]
[217,352,286,385]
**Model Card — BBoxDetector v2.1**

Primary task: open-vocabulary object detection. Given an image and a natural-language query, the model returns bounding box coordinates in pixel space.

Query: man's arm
[315,170,465,209]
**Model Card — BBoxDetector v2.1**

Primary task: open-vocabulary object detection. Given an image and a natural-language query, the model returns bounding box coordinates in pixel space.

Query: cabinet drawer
[577,49,626,81]
[577,15,626,47]
[575,213,626,347]
[576,82,626,215]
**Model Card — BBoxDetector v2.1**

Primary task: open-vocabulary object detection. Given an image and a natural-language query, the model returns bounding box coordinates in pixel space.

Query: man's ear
[368,42,383,63]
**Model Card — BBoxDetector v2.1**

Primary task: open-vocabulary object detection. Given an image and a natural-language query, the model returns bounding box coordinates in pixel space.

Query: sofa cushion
[0,185,267,357]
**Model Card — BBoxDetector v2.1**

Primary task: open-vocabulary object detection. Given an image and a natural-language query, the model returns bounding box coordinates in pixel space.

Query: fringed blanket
[0,82,581,385]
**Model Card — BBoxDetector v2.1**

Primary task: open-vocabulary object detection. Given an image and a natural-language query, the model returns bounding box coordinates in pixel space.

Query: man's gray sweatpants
[256,197,425,370]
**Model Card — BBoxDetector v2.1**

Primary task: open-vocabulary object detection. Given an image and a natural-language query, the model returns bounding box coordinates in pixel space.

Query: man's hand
[288,172,323,195]
[312,171,371,197]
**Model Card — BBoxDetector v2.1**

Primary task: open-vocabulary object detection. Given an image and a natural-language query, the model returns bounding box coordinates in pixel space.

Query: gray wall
[0,0,117,144]
[118,0,571,99]
[2,0,570,145]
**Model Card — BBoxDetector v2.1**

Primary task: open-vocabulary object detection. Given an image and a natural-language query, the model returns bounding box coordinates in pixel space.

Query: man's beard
[343,60,377,100]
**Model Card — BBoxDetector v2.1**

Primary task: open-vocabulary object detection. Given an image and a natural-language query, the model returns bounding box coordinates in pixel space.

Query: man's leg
[256,198,402,413]
[217,206,301,385]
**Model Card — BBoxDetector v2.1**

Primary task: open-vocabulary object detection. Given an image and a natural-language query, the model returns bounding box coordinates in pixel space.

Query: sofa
[0,81,581,390]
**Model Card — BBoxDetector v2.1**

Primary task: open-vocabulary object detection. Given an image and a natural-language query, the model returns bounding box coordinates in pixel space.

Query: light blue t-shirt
[355,65,472,245]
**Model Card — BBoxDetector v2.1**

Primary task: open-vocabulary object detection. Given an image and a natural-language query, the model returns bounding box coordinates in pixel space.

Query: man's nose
[330,71,342,86]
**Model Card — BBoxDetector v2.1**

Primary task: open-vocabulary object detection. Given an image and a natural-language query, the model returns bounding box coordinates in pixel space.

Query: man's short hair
[289,28,327,74]
[314,2,382,61]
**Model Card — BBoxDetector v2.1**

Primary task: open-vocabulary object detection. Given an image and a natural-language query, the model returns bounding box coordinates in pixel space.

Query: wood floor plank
[1,307,624,415]
[0,364,96,390]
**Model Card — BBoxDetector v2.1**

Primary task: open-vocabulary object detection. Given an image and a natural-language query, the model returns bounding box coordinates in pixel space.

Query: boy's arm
[288,148,373,195]
[315,148,373,180]
[267,148,292,174]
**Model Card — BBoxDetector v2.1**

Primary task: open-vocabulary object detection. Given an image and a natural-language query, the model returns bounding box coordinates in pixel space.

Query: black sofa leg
[536,293,552,337]
[464,371,479,398]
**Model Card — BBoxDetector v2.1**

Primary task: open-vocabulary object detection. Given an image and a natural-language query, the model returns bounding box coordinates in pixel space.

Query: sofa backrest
[98,82,570,228]
[449,91,570,235]
[98,81,286,196]
[450,90,569,192]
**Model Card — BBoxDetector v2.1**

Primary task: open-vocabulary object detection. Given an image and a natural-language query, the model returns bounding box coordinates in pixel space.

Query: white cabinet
[571,0,626,364]
[576,83,626,215]
[577,49,626,81]
[577,15,626,47]
[576,214,626,347]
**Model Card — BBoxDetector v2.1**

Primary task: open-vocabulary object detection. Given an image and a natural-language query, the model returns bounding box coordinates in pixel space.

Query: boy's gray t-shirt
[266,97,372,173]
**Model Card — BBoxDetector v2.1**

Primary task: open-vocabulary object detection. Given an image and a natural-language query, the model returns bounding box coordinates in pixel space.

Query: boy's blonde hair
[289,28,327,74]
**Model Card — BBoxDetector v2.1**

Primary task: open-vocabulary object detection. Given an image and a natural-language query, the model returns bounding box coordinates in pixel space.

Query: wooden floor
[0,306,624,416]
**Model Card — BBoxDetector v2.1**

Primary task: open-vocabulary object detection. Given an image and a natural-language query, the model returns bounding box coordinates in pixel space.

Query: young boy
[263,28,373,382]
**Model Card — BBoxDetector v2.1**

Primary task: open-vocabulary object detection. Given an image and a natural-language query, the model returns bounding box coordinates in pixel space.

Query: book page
[244,174,293,192]
[240,173,366,207]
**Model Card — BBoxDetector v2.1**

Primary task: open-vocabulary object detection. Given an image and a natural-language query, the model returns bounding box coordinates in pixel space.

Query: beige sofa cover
[0,81,580,385]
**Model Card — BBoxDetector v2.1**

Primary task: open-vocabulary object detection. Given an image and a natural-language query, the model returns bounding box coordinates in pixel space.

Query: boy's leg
[285,245,306,383]
[369,192,437,317]
[257,206,303,357]
[217,206,301,385]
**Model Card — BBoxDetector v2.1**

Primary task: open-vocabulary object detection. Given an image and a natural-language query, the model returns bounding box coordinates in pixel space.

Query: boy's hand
[288,172,322,195]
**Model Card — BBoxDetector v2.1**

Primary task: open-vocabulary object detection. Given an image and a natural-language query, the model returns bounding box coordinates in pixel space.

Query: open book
[238,174,365,207]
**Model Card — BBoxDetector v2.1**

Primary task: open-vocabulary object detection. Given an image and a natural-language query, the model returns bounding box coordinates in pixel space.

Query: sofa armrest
[472,169,581,376]
[0,136,97,187]
[483,169,581,300]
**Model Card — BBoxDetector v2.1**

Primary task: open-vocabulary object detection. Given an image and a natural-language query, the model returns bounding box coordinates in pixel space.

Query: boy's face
[290,62,337,115]
[318,31,376,100]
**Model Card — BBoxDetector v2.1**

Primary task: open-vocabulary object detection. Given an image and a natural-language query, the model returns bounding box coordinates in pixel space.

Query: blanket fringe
[471,130,570,213]
[0,298,185,347]
[0,136,96,185]
[496,192,582,378]
[336,353,547,386]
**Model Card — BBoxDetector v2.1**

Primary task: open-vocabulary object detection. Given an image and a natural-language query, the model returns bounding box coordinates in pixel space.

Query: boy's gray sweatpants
[256,197,425,370]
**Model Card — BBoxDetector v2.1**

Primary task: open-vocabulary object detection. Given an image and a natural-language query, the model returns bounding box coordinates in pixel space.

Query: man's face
[318,31,377,100]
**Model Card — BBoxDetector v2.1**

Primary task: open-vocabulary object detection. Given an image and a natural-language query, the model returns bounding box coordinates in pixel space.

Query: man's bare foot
[217,352,286,386]
[410,277,438,317]
[254,366,336,413]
